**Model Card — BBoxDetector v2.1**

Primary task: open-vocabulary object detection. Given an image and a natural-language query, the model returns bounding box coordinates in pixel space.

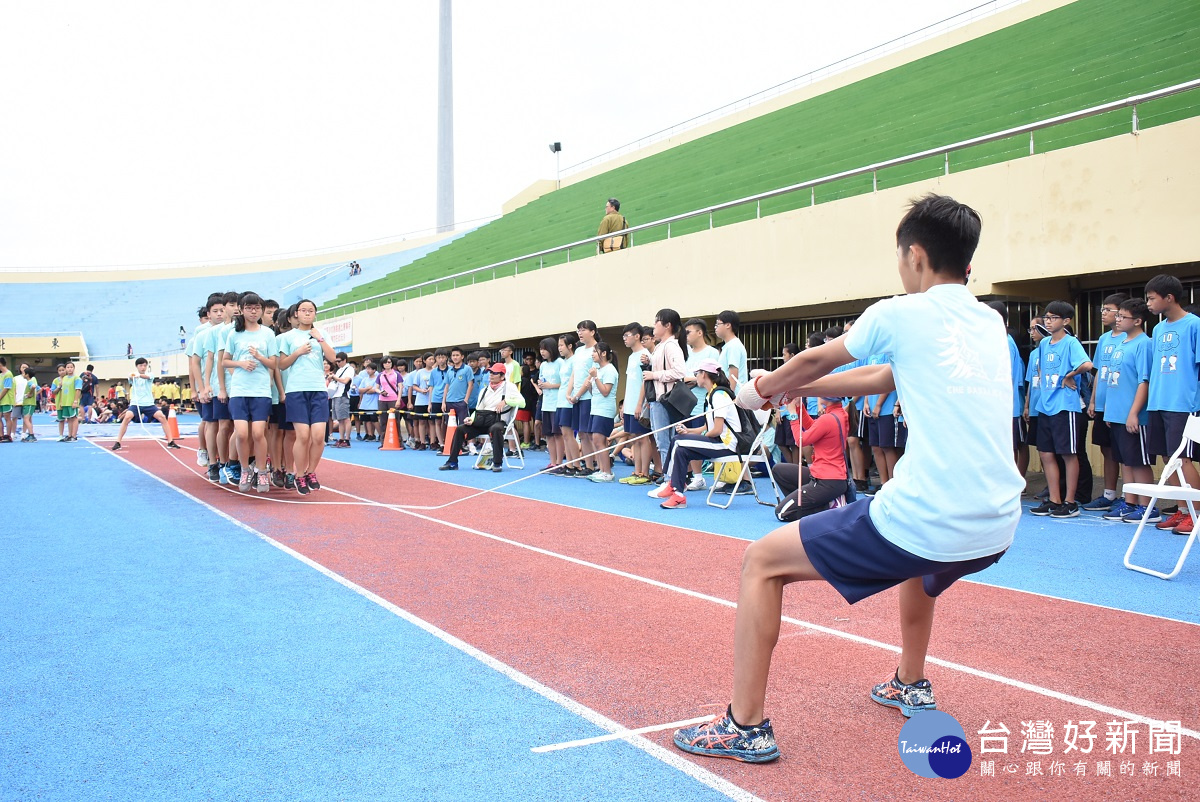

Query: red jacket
[791,403,848,480]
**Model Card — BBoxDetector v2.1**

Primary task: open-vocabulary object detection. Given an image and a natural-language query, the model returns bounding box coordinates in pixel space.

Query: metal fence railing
[321,77,1200,318]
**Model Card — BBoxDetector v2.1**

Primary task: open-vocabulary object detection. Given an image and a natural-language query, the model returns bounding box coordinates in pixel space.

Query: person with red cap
[439,363,523,472]
[652,359,740,509]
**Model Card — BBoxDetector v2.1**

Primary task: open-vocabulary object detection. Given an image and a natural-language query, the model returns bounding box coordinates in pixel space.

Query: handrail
[320,77,1200,318]
[281,261,345,292]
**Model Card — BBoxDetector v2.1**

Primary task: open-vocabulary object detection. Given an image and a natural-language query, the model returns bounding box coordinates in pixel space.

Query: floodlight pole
[436,0,454,233]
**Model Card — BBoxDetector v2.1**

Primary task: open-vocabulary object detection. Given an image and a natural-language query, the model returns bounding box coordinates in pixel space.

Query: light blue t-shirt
[224,327,277,398]
[468,368,487,408]
[444,365,472,404]
[186,321,212,359]
[843,284,1023,561]
[428,365,448,403]
[1104,332,1152,427]
[624,350,647,410]
[685,344,719,414]
[589,363,620,419]
[403,368,420,403]
[1025,347,1041,418]
[571,345,595,402]
[719,337,748,390]
[1091,329,1123,412]
[130,374,156,407]
[1148,313,1200,413]
[196,323,229,391]
[357,370,380,411]
[413,368,432,406]
[1006,335,1025,418]
[865,354,897,416]
[277,327,330,393]
[1034,335,1090,416]
[558,358,575,408]
[539,359,561,412]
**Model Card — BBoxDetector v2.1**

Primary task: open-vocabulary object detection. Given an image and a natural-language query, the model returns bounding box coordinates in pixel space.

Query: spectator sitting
[440,364,523,472]
[771,397,850,522]
[652,360,740,510]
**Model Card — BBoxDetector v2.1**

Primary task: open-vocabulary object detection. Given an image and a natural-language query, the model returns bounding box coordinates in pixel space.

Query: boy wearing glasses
[1083,293,1130,511]
[1029,301,1092,518]
[1101,298,1157,522]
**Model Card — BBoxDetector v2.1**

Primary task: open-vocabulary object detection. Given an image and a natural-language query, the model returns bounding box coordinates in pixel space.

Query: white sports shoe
[650,482,675,499]
[588,471,615,483]
[197,448,209,467]
[686,476,708,492]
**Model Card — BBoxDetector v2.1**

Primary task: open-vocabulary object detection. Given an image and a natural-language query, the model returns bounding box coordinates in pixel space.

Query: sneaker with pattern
[1101,499,1133,520]
[673,707,779,763]
[870,672,936,717]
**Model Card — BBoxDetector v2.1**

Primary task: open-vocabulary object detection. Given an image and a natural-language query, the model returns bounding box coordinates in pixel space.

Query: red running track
[115,443,1198,801]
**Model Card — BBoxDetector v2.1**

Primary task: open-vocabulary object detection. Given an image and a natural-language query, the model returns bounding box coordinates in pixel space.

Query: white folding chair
[1121,414,1200,580]
[502,415,524,469]
[706,430,782,509]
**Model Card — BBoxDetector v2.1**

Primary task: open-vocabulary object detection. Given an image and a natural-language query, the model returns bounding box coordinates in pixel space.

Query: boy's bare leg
[896,578,936,685]
[1062,454,1079,503]
[1040,451,1062,504]
[730,524,823,725]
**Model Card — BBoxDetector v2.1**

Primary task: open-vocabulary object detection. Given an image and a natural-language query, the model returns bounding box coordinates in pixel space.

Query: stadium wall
[335,115,1200,355]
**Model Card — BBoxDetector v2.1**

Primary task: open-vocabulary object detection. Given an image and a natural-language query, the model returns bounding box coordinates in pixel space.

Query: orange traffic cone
[380,411,403,451]
[441,409,458,456]
[165,404,181,441]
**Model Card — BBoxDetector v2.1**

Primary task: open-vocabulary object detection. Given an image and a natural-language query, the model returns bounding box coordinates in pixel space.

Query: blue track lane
[321,443,1200,625]
[0,443,737,802]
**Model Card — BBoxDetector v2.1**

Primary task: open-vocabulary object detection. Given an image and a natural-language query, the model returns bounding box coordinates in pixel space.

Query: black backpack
[707,388,761,455]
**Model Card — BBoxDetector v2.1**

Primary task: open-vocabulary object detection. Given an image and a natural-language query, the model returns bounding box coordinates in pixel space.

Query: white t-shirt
[332,365,355,398]
[705,387,740,448]
[843,284,1023,562]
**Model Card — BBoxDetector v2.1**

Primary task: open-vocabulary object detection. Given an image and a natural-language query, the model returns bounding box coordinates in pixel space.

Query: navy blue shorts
[228,396,272,422]
[199,401,214,423]
[589,415,615,438]
[1110,422,1152,468]
[132,405,160,424]
[624,412,649,436]
[555,405,576,431]
[286,390,330,426]
[800,498,1006,605]
[271,402,294,430]
[1091,415,1112,448]
[869,414,905,449]
[576,399,593,433]
[1147,410,1198,459]
[1012,416,1027,449]
[542,411,560,435]
[1036,410,1080,455]
[1026,415,1039,444]
[211,397,232,421]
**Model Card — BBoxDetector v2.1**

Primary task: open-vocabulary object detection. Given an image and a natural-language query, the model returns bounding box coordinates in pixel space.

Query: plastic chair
[706,431,782,509]
[1121,415,1200,579]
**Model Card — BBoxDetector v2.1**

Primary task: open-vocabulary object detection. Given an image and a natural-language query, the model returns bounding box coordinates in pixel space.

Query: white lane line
[91,441,765,802]
[532,715,716,753]
[320,485,1200,742]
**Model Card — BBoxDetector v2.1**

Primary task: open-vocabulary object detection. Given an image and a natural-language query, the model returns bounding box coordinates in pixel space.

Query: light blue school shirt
[1034,335,1090,416]
[571,345,595,402]
[199,323,231,392]
[413,368,432,406]
[589,363,620,419]
[1103,333,1152,427]
[1025,348,1041,418]
[186,321,211,359]
[428,366,448,403]
[1091,329,1123,412]
[864,354,897,416]
[1006,335,1025,418]
[224,327,277,398]
[277,328,330,393]
[130,375,156,407]
[844,284,1023,562]
[357,371,380,411]
[539,359,561,412]
[719,337,748,389]
[685,345,719,414]
[444,365,472,403]
[558,358,575,408]
[1148,313,1200,413]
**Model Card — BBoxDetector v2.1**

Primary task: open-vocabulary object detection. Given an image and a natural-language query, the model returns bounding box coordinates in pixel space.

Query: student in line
[715,310,748,390]
[1029,300,1093,519]
[585,342,620,483]
[554,333,582,475]
[219,293,278,492]
[567,322,599,476]
[620,322,654,485]
[356,359,381,443]
[111,357,181,451]
[52,362,83,442]
[1083,293,1130,511]
[642,309,688,475]
[268,304,296,488]
[681,318,721,491]
[674,194,1022,764]
[0,358,13,443]
[189,295,219,470]
[19,367,38,442]
[1101,297,1158,523]
[536,338,564,471]
[404,355,424,447]
[276,299,336,495]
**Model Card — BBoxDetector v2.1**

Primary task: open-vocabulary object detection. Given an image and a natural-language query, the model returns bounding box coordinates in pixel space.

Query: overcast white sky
[0,0,1010,268]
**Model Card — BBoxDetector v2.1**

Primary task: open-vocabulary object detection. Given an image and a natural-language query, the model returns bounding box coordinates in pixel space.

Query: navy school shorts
[228,396,272,423]
[285,390,331,426]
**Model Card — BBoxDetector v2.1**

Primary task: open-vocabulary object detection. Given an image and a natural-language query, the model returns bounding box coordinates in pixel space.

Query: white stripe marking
[90,441,764,802]
[532,715,716,753]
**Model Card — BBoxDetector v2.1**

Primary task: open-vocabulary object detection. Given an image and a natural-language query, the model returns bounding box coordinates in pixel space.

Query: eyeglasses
[1101,307,1119,313]
[1042,314,1063,321]
[1115,314,1136,321]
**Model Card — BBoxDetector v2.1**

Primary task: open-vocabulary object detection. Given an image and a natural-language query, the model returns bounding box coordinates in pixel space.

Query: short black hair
[823,326,843,340]
[716,310,740,333]
[1145,274,1184,306]
[263,299,279,310]
[135,357,148,366]
[783,342,800,356]
[1120,297,1148,324]
[222,291,240,304]
[622,322,642,337]
[641,325,654,338]
[1045,300,1075,320]
[684,317,708,335]
[806,333,824,349]
[86,364,94,371]
[539,337,559,357]
[501,341,516,352]
[450,345,463,355]
[434,348,449,358]
[607,198,620,212]
[895,193,981,279]
[1102,292,1130,308]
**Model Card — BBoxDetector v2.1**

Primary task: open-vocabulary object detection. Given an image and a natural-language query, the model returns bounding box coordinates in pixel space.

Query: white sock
[1104,489,1117,500]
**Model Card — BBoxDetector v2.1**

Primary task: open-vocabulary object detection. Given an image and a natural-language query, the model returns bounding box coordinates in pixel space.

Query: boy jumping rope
[674,194,1023,763]
[111,358,181,451]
